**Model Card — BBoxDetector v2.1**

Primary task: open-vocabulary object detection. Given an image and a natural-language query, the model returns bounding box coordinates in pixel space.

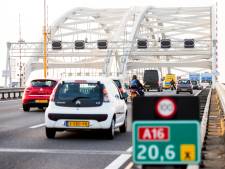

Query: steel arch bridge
[5,6,217,87]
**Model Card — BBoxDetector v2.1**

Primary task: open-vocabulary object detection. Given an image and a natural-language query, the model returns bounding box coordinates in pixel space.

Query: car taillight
[103,88,110,102]
[25,87,32,94]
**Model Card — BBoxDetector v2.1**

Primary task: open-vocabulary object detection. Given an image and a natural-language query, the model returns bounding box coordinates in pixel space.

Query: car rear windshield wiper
[72,96,90,102]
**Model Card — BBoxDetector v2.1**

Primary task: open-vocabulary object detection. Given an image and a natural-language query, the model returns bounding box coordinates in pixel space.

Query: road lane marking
[29,123,46,129]
[0,99,21,103]
[194,90,202,96]
[0,148,130,155]
[104,146,132,169]
[124,162,134,169]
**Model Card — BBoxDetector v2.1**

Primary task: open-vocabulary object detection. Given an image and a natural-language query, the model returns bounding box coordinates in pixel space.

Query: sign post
[132,96,201,166]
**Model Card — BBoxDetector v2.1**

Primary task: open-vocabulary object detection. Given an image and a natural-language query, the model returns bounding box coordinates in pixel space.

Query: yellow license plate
[35,100,48,103]
[66,121,89,127]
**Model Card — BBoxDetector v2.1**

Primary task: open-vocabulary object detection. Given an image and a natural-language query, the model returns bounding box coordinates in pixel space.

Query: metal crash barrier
[0,88,24,100]
[216,83,225,114]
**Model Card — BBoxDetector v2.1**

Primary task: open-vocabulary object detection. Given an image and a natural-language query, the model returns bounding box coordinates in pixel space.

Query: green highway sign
[133,121,200,165]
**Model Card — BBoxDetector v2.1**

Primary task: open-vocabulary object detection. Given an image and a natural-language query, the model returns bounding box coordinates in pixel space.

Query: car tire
[23,104,30,112]
[46,127,56,139]
[176,91,179,94]
[105,118,115,139]
[190,91,193,94]
[119,114,127,133]
[38,106,44,110]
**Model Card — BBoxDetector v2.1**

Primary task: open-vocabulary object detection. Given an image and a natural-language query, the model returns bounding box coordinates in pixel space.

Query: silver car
[176,79,193,94]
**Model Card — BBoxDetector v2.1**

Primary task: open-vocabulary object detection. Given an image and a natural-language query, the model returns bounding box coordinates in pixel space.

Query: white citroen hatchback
[45,76,127,139]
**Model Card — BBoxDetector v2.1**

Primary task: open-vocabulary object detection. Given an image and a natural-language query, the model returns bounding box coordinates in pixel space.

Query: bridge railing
[187,87,211,169]
[215,83,225,114]
[0,88,24,100]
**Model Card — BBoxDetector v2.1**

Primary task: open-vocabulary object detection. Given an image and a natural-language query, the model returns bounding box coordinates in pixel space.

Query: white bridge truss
[5,6,217,87]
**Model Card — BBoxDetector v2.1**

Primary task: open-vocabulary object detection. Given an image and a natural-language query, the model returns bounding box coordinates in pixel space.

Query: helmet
[132,75,137,79]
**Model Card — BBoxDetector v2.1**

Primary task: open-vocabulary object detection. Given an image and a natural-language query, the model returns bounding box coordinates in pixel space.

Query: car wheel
[38,106,44,110]
[176,91,179,94]
[190,91,193,94]
[119,113,127,133]
[106,118,115,139]
[46,127,56,139]
[23,104,30,112]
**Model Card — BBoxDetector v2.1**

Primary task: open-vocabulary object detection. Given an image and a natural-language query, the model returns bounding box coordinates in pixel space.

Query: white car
[45,76,127,139]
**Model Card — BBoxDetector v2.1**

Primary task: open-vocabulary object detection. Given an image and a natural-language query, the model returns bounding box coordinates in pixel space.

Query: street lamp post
[43,0,47,79]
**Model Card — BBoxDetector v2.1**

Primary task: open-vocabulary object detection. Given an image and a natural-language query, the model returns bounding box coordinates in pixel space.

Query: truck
[201,72,212,83]
[189,73,200,82]
[163,74,176,89]
[143,70,163,92]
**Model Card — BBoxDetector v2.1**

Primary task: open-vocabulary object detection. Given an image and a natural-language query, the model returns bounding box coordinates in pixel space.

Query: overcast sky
[0,0,224,86]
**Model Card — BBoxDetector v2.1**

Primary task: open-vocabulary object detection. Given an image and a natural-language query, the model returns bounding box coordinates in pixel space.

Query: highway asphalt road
[0,90,200,169]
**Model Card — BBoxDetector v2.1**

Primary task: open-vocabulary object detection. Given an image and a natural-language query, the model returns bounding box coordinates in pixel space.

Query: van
[163,74,176,89]
[143,70,162,92]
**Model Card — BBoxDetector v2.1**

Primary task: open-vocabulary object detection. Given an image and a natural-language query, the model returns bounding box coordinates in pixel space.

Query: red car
[22,79,58,112]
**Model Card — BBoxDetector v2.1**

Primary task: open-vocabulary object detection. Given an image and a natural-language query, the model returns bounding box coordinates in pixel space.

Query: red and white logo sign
[138,126,169,141]
[155,98,177,119]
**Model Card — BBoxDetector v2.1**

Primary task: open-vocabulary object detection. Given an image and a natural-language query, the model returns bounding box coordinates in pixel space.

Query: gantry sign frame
[4,6,217,87]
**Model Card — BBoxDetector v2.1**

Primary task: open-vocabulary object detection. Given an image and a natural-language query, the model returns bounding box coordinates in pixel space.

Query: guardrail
[215,83,225,114]
[187,88,211,169]
[0,88,24,100]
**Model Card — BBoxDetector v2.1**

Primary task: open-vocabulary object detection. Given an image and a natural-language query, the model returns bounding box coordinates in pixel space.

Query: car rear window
[31,80,57,87]
[55,81,103,107]
[191,81,197,85]
[178,80,190,84]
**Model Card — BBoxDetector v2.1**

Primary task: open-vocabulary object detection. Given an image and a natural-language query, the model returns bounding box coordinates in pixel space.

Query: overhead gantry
[5,6,217,87]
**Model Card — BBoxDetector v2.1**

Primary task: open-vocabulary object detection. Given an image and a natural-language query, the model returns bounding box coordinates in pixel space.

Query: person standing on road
[170,79,176,90]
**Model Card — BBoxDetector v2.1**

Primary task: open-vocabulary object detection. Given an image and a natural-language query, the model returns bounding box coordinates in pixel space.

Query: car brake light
[25,87,32,93]
[103,88,110,102]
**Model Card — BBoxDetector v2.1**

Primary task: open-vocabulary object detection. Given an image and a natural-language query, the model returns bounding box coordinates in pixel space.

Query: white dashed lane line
[29,123,46,129]
[104,146,132,169]
[0,148,128,155]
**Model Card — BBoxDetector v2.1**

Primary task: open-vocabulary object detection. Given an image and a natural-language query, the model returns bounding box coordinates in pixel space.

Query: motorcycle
[129,87,144,101]
[130,89,138,101]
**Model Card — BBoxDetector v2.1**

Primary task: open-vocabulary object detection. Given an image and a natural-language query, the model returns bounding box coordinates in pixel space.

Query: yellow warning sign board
[180,144,196,161]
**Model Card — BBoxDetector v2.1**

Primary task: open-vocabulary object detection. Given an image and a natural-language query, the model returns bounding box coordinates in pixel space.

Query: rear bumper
[48,113,108,122]
[23,101,49,107]
[22,95,50,104]
[45,103,116,129]
[144,84,159,90]
[45,114,113,129]
[177,88,192,92]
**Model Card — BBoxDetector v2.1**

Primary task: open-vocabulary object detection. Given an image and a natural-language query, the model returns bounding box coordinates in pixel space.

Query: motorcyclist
[130,75,144,96]
[170,79,176,90]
